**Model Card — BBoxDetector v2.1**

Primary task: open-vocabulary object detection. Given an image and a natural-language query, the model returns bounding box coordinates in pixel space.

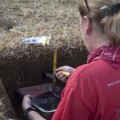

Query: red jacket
[52,45,120,120]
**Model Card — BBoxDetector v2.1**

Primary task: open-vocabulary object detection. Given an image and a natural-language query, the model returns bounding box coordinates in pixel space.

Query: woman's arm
[22,95,46,120]
[27,111,46,120]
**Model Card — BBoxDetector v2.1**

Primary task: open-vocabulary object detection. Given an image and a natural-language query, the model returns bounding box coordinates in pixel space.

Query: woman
[22,0,120,119]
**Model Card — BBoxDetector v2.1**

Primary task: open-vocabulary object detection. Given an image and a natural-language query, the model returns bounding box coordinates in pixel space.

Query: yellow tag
[42,36,51,45]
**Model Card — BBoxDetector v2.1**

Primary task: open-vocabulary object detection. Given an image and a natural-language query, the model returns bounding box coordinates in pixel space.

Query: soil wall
[0,48,88,119]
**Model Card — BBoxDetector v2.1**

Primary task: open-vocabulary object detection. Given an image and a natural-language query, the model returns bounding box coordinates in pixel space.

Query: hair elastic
[111,3,120,14]
[100,3,120,16]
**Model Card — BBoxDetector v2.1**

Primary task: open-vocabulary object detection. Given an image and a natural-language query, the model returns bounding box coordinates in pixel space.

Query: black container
[16,83,63,120]
[31,83,63,120]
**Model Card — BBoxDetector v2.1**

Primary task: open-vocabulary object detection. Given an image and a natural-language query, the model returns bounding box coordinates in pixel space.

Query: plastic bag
[22,36,51,45]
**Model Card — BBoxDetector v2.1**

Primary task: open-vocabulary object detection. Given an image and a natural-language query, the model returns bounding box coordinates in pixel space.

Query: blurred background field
[0,0,85,59]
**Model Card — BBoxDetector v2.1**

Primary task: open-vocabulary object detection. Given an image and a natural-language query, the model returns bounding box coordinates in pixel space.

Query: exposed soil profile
[0,48,87,119]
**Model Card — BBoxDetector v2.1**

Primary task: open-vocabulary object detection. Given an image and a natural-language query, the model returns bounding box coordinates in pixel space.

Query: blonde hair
[78,0,120,45]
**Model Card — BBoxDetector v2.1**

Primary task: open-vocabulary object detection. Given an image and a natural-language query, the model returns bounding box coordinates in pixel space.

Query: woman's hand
[22,95,46,120]
[56,66,75,83]
[22,95,32,111]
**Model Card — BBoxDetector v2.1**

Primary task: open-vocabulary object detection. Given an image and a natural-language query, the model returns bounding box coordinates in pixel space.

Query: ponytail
[79,0,120,45]
[102,12,120,45]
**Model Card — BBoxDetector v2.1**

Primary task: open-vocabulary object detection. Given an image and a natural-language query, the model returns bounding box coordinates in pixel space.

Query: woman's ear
[83,16,93,35]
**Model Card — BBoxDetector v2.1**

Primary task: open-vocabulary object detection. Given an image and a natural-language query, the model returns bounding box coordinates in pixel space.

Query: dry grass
[0,98,15,120]
[0,98,5,113]
[0,0,85,59]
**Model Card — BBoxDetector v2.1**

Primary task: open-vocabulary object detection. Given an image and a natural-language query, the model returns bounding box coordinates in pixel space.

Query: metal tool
[44,72,54,79]
[44,72,70,79]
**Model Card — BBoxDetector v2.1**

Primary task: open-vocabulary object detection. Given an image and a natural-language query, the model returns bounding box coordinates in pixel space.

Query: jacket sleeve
[52,66,97,120]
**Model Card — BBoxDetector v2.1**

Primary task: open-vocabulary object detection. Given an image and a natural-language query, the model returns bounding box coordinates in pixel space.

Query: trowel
[44,72,70,80]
